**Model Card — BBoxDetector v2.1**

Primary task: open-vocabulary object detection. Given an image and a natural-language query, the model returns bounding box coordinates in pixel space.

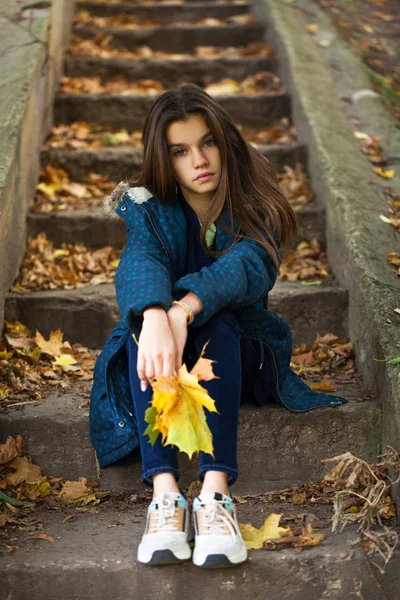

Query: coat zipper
[138,204,168,257]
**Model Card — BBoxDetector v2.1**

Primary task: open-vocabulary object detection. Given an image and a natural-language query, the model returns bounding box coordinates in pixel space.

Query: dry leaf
[239,513,290,549]
[34,533,55,542]
[0,436,22,465]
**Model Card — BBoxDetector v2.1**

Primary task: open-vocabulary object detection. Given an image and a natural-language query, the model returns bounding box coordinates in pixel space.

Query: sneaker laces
[149,493,180,533]
[199,498,237,537]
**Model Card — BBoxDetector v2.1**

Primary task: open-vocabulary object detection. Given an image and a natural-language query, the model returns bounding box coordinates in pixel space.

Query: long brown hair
[130,83,298,269]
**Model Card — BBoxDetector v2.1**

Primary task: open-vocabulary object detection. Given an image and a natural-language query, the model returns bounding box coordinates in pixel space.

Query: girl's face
[166,113,221,198]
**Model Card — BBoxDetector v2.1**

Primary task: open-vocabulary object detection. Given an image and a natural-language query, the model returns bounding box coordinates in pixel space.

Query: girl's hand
[167,305,189,373]
[137,307,177,392]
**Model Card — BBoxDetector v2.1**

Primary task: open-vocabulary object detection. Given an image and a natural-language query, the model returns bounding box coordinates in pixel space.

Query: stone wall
[0,0,76,332]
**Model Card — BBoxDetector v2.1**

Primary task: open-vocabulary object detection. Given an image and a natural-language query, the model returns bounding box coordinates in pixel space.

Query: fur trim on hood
[102,181,154,220]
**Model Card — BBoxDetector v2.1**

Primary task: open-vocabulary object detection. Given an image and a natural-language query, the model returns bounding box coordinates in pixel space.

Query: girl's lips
[196,173,214,182]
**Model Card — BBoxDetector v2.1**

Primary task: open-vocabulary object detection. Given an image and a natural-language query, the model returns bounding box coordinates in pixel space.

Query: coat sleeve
[173,236,280,327]
[115,209,173,331]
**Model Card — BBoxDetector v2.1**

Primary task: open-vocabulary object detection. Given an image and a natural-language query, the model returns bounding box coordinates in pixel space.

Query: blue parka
[90,183,347,468]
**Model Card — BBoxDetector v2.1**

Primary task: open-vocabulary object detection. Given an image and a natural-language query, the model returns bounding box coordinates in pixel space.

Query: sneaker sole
[138,546,192,566]
[193,546,248,568]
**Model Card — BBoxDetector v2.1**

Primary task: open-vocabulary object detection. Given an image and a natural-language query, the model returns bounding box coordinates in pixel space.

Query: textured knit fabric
[89,185,348,469]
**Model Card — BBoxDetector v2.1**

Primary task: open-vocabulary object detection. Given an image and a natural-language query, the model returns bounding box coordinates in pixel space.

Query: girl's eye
[173,139,215,157]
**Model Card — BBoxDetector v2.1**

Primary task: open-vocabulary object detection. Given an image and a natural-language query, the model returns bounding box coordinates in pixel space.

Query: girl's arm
[115,224,173,331]
[173,237,279,327]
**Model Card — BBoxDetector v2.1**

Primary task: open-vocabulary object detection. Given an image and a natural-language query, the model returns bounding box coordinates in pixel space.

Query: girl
[90,83,347,568]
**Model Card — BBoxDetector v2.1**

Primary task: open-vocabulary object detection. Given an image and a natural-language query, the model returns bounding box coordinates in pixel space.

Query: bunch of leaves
[73,10,256,29]
[144,342,218,459]
[73,10,163,29]
[0,435,108,533]
[68,33,275,60]
[354,131,390,168]
[44,122,142,150]
[34,166,115,212]
[277,164,315,210]
[321,447,399,574]
[12,233,120,292]
[236,117,298,147]
[204,72,283,96]
[291,332,356,391]
[387,252,400,276]
[379,186,400,233]
[59,75,165,96]
[278,238,331,283]
[239,513,326,553]
[0,322,96,407]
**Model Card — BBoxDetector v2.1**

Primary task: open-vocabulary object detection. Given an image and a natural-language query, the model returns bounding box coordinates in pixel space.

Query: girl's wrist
[169,302,192,325]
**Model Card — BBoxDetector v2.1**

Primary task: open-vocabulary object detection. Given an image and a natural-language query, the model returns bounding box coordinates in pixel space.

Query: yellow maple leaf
[239,513,291,549]
[373,167,395,178]
[35,329,64,358]
[144,343,218,459]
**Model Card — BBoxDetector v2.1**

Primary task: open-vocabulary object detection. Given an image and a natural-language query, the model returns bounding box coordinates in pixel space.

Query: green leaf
[387,355,400,366]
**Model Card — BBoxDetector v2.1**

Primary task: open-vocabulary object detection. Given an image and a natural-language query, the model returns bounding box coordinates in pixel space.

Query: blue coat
[90,183,347,468]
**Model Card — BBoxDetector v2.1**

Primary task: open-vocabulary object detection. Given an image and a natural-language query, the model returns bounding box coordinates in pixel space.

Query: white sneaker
[192,492,248,568]
[137,492,192,565]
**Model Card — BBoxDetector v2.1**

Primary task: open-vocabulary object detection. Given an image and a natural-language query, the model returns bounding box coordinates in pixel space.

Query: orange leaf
[311,380,336,392]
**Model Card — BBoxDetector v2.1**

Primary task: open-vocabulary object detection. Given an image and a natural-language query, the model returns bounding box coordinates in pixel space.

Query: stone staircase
[2,0,381,495]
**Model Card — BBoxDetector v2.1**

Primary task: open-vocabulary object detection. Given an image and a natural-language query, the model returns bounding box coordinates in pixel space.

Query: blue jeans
[126,309,271,488]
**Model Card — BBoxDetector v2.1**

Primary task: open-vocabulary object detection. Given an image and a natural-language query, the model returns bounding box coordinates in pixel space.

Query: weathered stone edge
[258,0,400,509]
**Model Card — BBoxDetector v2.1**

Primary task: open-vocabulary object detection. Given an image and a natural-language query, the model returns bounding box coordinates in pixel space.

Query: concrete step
[54,92,291,129]
[2,498,397,600]
[27,204,324,251]
[0,379,380,494]
[76,0,251,20]
[63,55,278,85]
[72,23,266,52]
[39,142,308,182]
[4,281,347,349]
[2,499,398,600]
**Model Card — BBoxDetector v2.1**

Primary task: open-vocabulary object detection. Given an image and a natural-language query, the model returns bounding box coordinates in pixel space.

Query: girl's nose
[192,149,208,168]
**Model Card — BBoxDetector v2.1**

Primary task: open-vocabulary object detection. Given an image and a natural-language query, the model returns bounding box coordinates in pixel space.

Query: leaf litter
[73,10,258,30]
[0,321,97,409]
[34,166,115,212]
[12,233,120,292]
[68,33,275,60]
[58,72,284,96]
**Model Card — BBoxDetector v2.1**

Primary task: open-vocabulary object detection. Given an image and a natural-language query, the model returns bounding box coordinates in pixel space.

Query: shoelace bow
[149,493,180,533]
[200,499,237,537]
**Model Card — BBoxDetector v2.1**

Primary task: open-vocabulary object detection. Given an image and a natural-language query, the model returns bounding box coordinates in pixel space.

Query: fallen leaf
[310,380,336,392]
[239,513,290,549]
[374,167,394,178]
[34,533,55,542]
[0,436,22,465]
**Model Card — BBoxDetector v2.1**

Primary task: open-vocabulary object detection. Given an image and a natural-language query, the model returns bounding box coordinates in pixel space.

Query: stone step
[3,500,397,599]
[27,203,324,251]
[40,142,307,182]
[4,281,347,349]
[54,92,291,129]
[63,56,278,85]
[72,23,266,52]
[0,378,379,495]
[76,0,251,20]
